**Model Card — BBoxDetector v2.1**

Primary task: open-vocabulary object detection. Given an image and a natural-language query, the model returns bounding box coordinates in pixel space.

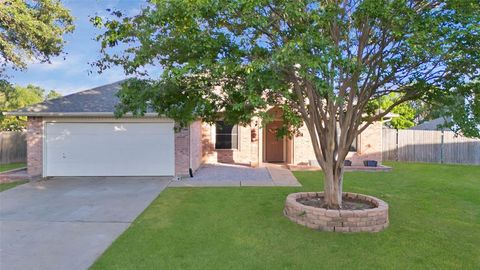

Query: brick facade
[292,121,383,166]
[189,120,203,172]
[24,115,383,178]
[26,117,43,178]
[200,119,383,168]
[174,126,190,176]
[201,122,260,166]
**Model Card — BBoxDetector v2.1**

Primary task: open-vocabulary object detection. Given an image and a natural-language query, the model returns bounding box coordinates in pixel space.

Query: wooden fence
[0,131,27,165]
[382,128,480,165]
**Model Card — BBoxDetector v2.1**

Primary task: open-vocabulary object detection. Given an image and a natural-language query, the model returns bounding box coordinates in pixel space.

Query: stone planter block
[284,192,389,233]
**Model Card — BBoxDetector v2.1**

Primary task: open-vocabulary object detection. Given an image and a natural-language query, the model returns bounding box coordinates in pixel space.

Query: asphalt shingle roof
[6,80,125,116]
[410,117,450,131]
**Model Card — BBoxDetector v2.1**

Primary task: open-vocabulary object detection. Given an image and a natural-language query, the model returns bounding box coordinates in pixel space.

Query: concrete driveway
[0,177,170,270]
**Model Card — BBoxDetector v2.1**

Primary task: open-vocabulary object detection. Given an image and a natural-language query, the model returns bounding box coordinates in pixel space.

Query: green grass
[0,163,27,191]
[91,162,480,270]
[0,181,26,192]
[0,162,26,173]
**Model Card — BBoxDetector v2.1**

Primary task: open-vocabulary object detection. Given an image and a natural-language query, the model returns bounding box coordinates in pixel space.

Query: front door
[265,121,284,162]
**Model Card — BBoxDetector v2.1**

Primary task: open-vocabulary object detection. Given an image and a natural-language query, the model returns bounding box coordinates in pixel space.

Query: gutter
[2,112,162,117]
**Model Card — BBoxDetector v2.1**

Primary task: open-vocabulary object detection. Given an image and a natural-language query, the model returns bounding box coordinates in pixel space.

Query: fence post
[395,129,399,161]
[440,130,444,164]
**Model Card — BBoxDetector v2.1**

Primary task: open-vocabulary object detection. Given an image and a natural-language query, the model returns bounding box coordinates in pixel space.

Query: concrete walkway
[0,177,170,270]
[265,163,301,186]
[0,168,29,183]
[169,163,301,187]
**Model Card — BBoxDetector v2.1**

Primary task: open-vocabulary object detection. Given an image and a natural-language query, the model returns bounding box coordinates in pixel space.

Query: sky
[6,0,148,95]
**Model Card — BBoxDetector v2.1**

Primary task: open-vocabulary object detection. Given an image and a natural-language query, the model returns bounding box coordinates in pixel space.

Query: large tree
[93,0,480,209]
[0,0,73,130]
[0,0,74,76]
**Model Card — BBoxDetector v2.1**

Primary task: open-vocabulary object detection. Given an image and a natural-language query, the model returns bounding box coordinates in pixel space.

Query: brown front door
[265,121,284,162]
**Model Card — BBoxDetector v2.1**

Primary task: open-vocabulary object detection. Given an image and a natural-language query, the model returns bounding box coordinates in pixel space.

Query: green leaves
[92,0,479,139]
[0,81,62,131]
[423,81,480,138]
[370,93,416,129]
[0,0,74,73]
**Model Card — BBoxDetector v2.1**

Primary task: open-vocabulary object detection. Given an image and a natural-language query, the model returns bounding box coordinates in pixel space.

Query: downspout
[189,124,193,177]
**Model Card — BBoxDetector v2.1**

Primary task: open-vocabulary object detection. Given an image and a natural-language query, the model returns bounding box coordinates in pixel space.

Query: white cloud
[28,54,83,73]
[29,59,67,71]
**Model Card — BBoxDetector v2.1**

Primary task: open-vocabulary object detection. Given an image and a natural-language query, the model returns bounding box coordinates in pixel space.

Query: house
[5,81,383,178]
[409,117,450,131]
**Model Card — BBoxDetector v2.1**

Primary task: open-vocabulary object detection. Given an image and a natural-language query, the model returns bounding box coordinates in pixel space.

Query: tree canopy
[0,0,74,76]
[0,82,61,131]
[0,0,72,130]
[416,85,479,137]
[93,0,480,208]
[370,94,416,129]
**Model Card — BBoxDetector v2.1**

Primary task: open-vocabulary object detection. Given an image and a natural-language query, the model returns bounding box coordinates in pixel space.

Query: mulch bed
[297,196,376,210]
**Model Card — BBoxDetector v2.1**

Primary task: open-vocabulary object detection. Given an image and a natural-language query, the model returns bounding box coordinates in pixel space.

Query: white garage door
[45,122,175,176]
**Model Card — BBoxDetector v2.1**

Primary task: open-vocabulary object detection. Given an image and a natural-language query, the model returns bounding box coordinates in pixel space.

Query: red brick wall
[175,126,190,176]
[189,120,203,173]
[293,121,383,166]
[26,117,43,177]
[201,119,383,167]
[250,118,260,167]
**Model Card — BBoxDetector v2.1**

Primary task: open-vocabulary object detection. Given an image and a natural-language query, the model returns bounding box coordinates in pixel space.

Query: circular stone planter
[284,192,389,232]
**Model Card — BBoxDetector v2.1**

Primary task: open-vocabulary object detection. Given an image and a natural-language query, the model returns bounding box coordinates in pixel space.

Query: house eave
[3,112,162,117]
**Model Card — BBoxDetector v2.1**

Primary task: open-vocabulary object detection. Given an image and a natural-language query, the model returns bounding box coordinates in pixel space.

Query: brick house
[5,81,383,178]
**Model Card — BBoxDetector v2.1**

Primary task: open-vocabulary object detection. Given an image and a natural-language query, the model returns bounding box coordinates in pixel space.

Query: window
[349,136,358,152]
[215,121,238,149]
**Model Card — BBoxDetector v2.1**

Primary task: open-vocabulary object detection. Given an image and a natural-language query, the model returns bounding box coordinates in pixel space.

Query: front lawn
[91,162,480,270]
[0,162,26,173]
[0,181,27,192]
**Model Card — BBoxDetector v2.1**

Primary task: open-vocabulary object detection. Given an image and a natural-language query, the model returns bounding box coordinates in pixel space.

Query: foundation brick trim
[284,192,389,232]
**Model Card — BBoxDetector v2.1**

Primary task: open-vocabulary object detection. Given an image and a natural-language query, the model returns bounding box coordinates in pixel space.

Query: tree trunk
[322,163,344,209]
[302,119,346,209]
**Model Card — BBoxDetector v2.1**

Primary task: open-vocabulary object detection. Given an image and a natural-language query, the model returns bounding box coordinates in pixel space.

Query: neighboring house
[410,117,451,131]
[5,81,383,178]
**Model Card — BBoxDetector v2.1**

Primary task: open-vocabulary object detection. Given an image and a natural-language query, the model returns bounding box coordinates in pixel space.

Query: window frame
[214,121,239,150]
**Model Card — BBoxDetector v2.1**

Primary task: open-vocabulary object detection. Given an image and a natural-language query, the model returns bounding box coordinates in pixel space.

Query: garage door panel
[45,122,175,176]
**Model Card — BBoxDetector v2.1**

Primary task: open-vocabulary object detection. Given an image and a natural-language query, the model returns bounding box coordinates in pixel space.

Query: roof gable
[5,80,125,116]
